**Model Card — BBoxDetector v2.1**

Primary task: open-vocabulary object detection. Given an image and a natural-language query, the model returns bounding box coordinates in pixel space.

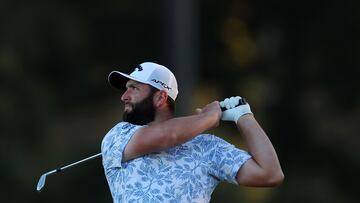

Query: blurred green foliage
[0,0,359,202]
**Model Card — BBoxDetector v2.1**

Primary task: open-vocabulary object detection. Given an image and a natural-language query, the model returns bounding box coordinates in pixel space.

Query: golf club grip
[220,98,247,112]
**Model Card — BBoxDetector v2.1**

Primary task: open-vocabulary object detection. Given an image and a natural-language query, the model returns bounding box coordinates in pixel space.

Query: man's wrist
[198,111,219,128]
[236,113,255,126]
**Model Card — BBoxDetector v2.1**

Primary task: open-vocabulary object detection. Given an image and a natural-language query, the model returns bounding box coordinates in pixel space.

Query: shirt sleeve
[101,122,143,169]
[205,135,252,184]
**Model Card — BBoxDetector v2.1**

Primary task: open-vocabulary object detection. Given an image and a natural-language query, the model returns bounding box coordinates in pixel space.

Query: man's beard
[122,93,156,125]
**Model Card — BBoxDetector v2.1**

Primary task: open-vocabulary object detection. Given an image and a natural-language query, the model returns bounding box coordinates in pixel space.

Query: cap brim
[108,71,150,90]
[108,71,133,90]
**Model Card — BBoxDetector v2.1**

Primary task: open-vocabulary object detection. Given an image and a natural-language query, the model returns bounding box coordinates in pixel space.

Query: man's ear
[153,90,168,108]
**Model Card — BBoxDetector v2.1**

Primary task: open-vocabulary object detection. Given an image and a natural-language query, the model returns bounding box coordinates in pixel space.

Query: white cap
[108,62,179,100]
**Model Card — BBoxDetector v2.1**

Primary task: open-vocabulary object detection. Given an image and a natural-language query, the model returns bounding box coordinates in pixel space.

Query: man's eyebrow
[126,82,138,88]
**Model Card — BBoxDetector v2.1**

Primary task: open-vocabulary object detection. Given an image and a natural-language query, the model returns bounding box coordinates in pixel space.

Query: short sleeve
[101,122,143,169]
[205,135,251,184]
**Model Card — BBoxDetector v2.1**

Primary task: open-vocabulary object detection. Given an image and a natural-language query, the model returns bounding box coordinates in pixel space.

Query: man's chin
[124,107,133,113]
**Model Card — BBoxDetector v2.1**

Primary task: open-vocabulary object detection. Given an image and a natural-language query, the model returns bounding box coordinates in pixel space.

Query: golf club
[36,98,246,192]
[36,152,102,192]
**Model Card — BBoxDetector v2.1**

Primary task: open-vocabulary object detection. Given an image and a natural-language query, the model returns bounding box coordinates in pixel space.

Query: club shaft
[49,152,102,175]
[60,152,102,171]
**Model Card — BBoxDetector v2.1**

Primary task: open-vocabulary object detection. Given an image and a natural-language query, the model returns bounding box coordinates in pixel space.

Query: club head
[36,174,47,192]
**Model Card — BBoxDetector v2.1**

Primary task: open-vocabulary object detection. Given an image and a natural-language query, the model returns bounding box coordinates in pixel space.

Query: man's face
[121,80,157,125]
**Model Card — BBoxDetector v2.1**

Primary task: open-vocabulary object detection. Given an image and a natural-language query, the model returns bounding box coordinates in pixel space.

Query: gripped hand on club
[220,96,252,123]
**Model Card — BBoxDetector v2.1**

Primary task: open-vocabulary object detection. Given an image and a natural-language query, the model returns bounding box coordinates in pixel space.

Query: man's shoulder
[183,134,220,148]
[190,133,226,143]
[102,122,143,144]
[185,133,234,149]
[171,134,234,160]
[109,121,144,133]
[115,121,141,128]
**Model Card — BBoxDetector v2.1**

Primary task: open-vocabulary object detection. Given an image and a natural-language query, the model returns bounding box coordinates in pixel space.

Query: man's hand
[196,101,222,128]
[220,96,252,123]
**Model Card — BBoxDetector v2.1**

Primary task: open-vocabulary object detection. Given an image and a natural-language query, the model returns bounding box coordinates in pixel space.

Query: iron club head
[36,174,47,192]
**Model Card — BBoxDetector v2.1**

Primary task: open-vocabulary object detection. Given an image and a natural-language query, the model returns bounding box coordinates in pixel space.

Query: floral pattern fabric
[101,122,251,203]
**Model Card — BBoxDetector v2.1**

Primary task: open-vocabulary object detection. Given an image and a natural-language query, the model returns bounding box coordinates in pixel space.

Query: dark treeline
[0,0,358,202]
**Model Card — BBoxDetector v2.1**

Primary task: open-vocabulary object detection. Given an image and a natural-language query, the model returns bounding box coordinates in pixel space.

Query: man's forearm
[145,112,218,149]
[123,102,221,162]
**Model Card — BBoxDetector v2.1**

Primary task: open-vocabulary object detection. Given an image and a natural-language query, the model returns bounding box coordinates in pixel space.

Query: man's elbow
[266,170,284,187]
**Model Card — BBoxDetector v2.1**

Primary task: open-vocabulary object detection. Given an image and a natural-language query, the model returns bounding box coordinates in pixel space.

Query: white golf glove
[220,96,252,123]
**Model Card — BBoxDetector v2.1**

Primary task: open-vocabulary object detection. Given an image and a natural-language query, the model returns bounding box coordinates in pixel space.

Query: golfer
[101,62,284,202]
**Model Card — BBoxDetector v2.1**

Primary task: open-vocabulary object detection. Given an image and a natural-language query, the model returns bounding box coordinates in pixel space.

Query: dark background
[1,0,359,202]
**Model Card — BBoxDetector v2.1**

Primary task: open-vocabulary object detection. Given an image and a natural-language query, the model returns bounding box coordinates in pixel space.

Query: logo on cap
[135,65,143,71]
[151,79,172,90]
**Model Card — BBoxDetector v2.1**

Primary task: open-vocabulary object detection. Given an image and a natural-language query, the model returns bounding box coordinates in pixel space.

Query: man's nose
[121,90,129,102]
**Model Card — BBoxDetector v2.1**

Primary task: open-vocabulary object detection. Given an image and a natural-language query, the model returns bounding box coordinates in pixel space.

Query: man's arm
[220,96,283,186]
[236,114,284,186]
[123,101,222,162]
